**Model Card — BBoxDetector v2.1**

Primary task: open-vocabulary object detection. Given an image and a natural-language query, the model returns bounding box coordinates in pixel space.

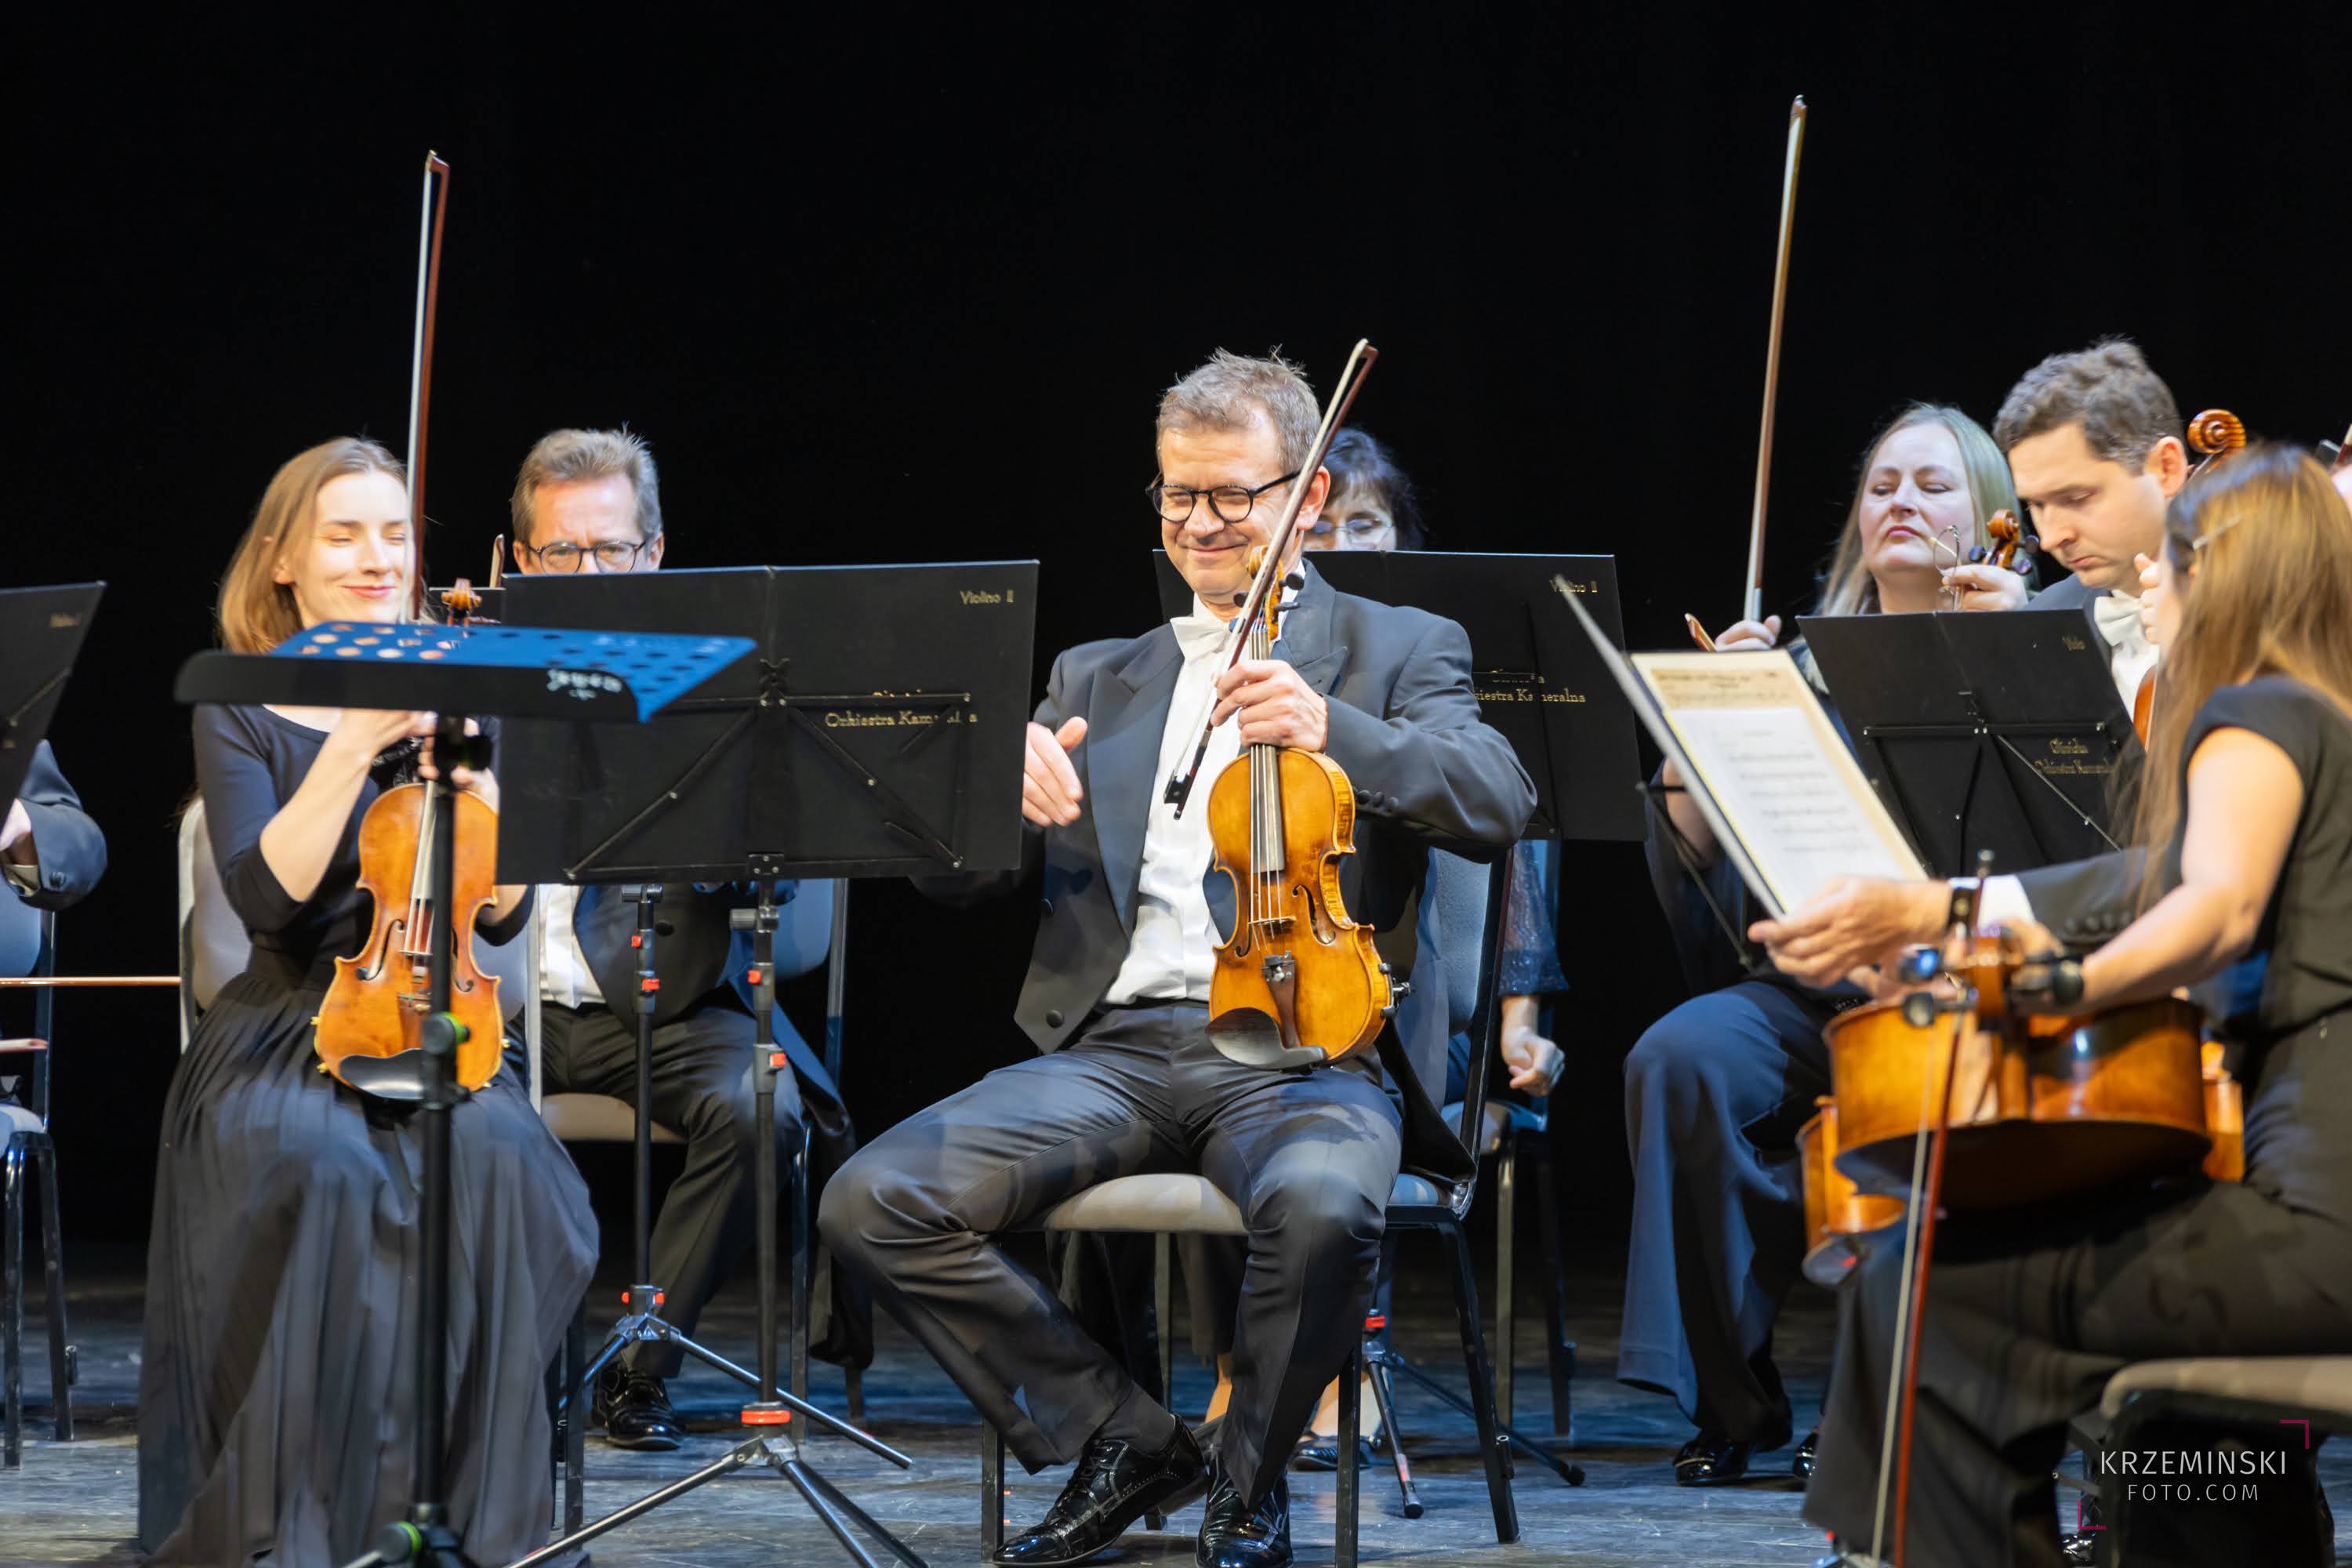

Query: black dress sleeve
[1497,839,1568,998]
[193,705,308,937]
[2182,677,2332,783]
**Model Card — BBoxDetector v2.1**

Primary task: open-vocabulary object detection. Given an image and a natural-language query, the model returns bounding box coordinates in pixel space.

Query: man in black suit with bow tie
[821,350,1534,1568]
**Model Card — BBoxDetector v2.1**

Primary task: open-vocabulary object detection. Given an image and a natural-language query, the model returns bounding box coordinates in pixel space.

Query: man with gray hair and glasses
[821,353,1533,1568]
[505,427,859,1453]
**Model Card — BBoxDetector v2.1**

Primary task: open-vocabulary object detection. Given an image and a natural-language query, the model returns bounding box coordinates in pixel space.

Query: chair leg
[980,1424,1007,1558]
[1335,1336,1360,1568]
[1494,1129,1517,1431]
[1440,1218,1520,1544]
[1529,1132,1576,1434]
[5,1138,24,1469]
[1364,1345,1422,1518]
[32,1138,70,1444]
[845,1363,866,1423]
[1146,1232,1171,1532]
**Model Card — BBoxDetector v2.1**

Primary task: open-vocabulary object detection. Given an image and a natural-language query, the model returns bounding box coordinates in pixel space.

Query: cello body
[315,780,506,1092]
[1824,993,2212,1210]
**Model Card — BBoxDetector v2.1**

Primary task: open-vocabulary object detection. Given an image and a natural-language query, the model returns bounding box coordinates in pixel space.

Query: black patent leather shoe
[594,1362,684,1452]
[1196,1470,1290,1568]
[1673,1430,1755,1486]
[1291,1435,1374,1472]
[996,1422,1206,1566]
[1792,1428,1819,1479]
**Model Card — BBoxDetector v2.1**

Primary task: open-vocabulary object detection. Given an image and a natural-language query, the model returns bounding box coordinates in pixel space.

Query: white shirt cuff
[1955,873,2035,933]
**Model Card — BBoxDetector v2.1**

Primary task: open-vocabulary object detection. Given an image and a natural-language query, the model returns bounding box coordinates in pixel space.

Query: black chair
[3,907,74,1468]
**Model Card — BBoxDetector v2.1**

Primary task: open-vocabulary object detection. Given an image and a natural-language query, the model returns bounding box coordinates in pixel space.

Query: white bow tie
[2092,590,2146,652]
[1170,588,1299,662]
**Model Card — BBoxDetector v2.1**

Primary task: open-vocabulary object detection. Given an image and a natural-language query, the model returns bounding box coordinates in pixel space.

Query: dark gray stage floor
[2,1240,2343,1566]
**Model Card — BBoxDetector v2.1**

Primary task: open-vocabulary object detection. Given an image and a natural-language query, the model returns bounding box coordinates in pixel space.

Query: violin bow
[404,151,452,626]
[1163,339,1379,818]
[1743,96,1806,626]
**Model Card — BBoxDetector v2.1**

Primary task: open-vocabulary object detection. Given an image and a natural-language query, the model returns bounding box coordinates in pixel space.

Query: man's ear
[2147,434,2190,499]
[646,533,665,569]
[510,536,530,574]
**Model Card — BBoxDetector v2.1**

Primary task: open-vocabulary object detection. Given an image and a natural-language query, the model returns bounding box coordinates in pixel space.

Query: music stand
[176,618,752,1568]
[495,563,1038,1568]
[1798,610,2140,877]
[1,584,103,812]
[1151,551,1642,840]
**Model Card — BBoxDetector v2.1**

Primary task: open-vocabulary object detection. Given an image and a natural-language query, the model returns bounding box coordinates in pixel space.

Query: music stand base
[510,1427,928,1568]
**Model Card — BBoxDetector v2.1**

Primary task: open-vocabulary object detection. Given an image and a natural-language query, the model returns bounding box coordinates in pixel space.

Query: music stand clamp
[175,622,756,1568]
[1798,610,2140,877]
[497,564,1037,1568]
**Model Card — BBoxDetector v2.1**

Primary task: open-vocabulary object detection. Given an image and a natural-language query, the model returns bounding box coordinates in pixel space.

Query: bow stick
[1744,96,1806,626]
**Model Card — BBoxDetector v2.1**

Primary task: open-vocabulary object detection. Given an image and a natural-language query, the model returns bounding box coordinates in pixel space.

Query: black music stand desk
[0,584,103,812]
[1798,609,2140,877]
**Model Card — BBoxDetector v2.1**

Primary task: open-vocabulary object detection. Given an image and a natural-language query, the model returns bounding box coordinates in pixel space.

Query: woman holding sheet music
[1624,403,2026,1486]
[1753,444,2352,1566]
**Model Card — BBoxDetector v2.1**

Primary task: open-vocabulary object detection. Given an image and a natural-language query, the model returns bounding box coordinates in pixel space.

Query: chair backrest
[1428,844,1515,1156]
[178,797,530,1051]
[2,898,56,1124]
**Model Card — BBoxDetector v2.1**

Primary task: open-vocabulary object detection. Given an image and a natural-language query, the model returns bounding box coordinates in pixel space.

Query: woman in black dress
[140,437,597,1565]
[1753,443,2352,1566]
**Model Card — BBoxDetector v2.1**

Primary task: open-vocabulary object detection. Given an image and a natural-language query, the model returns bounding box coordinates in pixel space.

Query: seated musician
[1750,443,2352,1568]
[1177,425,1568,1468]
[504,426,859,1450]
[819,350,1534,1568]
[1628,403,2025,1486]
[140,437,596,1565]
[2,743,106,912]
[1998,339,2191,706]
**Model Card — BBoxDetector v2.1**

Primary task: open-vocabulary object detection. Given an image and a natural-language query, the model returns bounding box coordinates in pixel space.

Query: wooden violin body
[1796,1098,1905,1287]
[1205,742,1391,1065]
[1824,992,2212,1210]
[315,781,506,1092]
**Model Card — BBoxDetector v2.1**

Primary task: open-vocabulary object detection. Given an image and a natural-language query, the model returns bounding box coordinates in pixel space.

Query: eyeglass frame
[1146,470,1301,526]
[515,535,652,573]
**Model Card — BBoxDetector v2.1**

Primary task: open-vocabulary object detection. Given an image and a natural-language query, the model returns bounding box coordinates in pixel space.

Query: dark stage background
[15,10,2349,1250]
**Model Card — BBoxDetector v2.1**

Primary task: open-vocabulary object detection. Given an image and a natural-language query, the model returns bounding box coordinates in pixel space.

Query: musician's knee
[1249,1161,1385,1280]
[818,1142,937,1261]
[1624,1006,1726,1134]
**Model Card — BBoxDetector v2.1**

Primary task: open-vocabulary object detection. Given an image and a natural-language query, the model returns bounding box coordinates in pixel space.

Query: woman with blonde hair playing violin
[1755,443,2352,1565]
[140,438,595,1565]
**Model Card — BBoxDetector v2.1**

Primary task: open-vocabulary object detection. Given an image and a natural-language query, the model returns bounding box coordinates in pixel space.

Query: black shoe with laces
[1196,1469,1290,1568]
[1673,1429,1756,1486]
[995,1421,1207,1566]
[593,1362,684,1452]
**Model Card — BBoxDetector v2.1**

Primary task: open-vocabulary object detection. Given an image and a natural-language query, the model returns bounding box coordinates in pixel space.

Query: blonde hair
[1156,350,1320,474]
[216,437,412,654]
[1815,404,2020,616]
[510,427,662,546]
[2132,445,2352,908]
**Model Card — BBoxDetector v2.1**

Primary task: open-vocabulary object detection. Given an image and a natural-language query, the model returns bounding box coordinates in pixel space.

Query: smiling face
[1857,420,1978,593]
[273,469,413,626]
[2009,420,2180,591]
[1157,412,1328,615]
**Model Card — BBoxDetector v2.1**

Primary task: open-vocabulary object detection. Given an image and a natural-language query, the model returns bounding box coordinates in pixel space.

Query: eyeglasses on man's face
[519,537,648,573]
[1147,470,1301,526]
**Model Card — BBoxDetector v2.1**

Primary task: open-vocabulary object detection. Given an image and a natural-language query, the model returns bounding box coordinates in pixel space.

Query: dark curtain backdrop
[16,9,2349,1244]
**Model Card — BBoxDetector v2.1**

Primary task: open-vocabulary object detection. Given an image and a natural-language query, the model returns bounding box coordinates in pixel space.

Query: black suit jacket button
[1045,1008,1065,1029]
[1354,789,1371,807]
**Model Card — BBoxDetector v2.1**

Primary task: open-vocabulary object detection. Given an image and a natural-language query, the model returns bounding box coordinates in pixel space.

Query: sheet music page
[1632,652,1924,912]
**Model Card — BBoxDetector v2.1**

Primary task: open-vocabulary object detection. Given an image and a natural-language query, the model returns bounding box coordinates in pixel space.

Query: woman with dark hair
[1755,445,2352,1566]
[1301,427,1428,552]
[140,439,596,1565]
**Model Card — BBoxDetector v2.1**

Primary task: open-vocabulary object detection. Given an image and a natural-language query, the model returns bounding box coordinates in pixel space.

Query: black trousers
[1618,977,1845,1444]
[517,996,802,1377]
[818,1003,1403,1502]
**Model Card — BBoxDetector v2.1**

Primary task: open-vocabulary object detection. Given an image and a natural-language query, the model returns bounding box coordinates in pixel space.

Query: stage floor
[3,1240,2343,1566]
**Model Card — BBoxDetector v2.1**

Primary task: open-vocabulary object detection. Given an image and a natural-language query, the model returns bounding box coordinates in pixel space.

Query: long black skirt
[138,971,598,1566]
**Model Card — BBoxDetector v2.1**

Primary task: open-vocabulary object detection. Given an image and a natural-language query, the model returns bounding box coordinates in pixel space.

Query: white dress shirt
[1103,597,1254,1004]
[537,880,606,1008]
